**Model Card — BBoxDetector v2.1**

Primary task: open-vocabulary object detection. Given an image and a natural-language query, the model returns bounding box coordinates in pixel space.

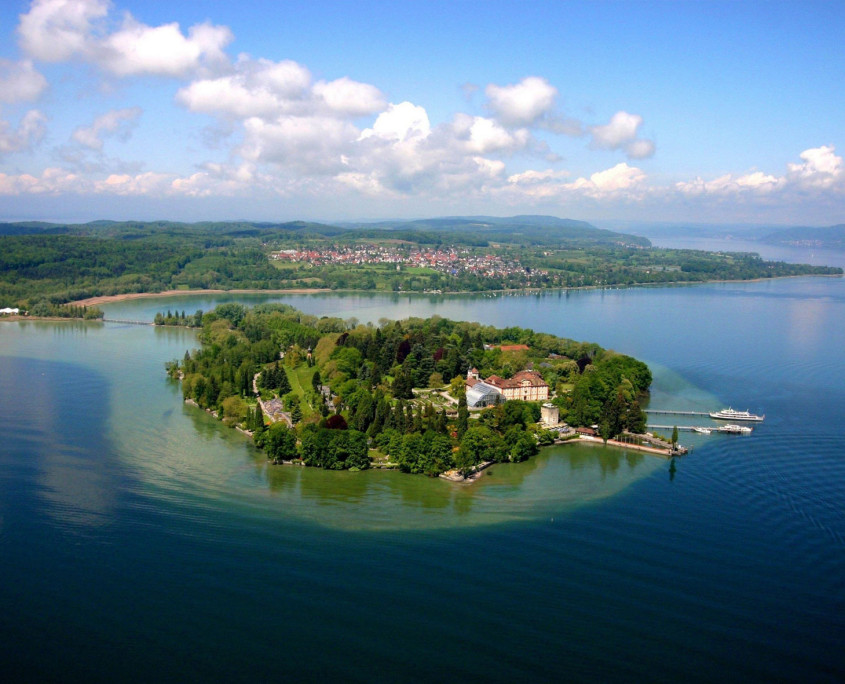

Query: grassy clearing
[285,363,318,418]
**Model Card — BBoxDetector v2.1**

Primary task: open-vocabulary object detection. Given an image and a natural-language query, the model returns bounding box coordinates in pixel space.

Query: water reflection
[0,356,118,532]
[247,440,662,530]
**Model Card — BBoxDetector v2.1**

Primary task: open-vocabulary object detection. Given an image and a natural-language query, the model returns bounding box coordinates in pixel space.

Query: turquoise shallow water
[1,276,844,682]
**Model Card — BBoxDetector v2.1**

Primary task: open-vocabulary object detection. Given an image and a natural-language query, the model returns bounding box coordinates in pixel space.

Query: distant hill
[0,221,72,236]
[338,215,650,247]
[761,224,845,249]
[0,219,347,239]
[0,216,650,247]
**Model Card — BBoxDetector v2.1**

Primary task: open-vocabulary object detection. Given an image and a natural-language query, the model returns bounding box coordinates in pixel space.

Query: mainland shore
[69,288,330,307]
[67,272,842,308]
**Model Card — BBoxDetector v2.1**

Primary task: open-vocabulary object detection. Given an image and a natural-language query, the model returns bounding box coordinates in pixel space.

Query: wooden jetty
[649,424,753,434]
[644,409,710,416]
[103,318,153,326]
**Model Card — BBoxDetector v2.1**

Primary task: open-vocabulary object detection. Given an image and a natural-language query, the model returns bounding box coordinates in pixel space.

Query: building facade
[465,368,549,404]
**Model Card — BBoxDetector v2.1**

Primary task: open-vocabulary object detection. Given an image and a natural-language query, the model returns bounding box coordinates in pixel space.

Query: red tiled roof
[484,370,548,390]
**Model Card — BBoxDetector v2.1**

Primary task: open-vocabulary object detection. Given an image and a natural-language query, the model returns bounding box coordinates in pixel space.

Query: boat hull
[709,409,764,422]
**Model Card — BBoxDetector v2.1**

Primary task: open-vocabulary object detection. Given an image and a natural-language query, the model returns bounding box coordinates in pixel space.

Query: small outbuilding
[541,402,559,426]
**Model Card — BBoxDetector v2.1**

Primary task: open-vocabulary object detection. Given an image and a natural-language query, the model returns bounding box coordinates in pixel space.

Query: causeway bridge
[103,318,152,326]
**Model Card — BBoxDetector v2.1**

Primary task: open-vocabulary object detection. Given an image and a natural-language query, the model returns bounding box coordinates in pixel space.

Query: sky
[0,0,843,225]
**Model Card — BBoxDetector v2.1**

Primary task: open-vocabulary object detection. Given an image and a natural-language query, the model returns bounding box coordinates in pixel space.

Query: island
[166,303,661,480]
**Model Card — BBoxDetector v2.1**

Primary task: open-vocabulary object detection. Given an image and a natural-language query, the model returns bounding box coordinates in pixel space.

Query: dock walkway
[103,318,152,326]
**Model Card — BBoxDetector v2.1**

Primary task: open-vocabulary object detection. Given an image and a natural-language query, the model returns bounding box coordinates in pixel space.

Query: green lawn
[285,363,318,418]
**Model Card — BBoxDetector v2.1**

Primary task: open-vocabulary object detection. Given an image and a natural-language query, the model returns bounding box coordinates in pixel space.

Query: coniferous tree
[457,395,469,438]
[253,403,265,434]
[436,408,448,434]
[395,400,406,433]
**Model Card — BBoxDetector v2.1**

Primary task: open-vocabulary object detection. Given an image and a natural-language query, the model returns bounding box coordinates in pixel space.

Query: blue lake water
[1,276,844,682]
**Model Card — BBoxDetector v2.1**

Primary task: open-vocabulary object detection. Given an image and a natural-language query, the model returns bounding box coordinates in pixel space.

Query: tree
[599,392,627,443]
[265,422,298,463]
[510,434,538,462]
[221,395,247,422]
[277,365,292,395]
[253,403,266,434]
[398,433,424,473]
[457,395,469,438]
[671,425,679,449]
[459,426,507,470]
[449,375,466,399]
[425,434,454,476]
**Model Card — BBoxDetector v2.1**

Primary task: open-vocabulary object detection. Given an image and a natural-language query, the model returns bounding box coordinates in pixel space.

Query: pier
[103,318,153,326]
[644,409,710,416]
[649,424,753,434]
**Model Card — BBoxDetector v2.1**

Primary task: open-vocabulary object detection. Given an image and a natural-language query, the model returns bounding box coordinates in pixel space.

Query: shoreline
[69,288,331,307]
[65,272,842,307]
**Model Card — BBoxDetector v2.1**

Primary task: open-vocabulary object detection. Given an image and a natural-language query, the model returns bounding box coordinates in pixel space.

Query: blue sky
[0,0,843,225]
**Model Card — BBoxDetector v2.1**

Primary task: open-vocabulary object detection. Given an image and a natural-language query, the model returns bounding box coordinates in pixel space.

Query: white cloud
[450,114,530,155]
[0,162,263,197]
[585,162,646,192]
[624,138,656,160]
[677,146,843,198]
[335,171,393,197]
[95,171,173,195]
[177,70,293,120]
[18,0,108,62]
[676,171,783,197]
[590,111,655,159]
[360,101,430,142]
[787,145,843,189]
[312,77,385,116]
[507,169,570,185]
[485,76,557,127]
[71,106,141,150]
[177,59,383,120]
[171,163,255,197]
[0,166,84,193]
[504,162,647,202]
[0,110,47,155]
[240,115,359,174]
[0,59,48,103]
[98,19,232,77]
[18,0,232,78]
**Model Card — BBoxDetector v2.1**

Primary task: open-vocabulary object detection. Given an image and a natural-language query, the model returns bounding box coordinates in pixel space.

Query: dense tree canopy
[168,303,653,476]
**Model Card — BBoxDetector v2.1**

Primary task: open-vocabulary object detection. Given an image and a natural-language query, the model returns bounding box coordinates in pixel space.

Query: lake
[2,276,844,682]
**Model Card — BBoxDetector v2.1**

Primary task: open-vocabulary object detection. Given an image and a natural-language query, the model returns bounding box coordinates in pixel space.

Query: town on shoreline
[2,217,840,314]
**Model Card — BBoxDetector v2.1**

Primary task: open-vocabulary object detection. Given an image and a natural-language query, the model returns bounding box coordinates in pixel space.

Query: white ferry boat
[693,427,712,434]
[709,407,765,422]
[719,424,753,434]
